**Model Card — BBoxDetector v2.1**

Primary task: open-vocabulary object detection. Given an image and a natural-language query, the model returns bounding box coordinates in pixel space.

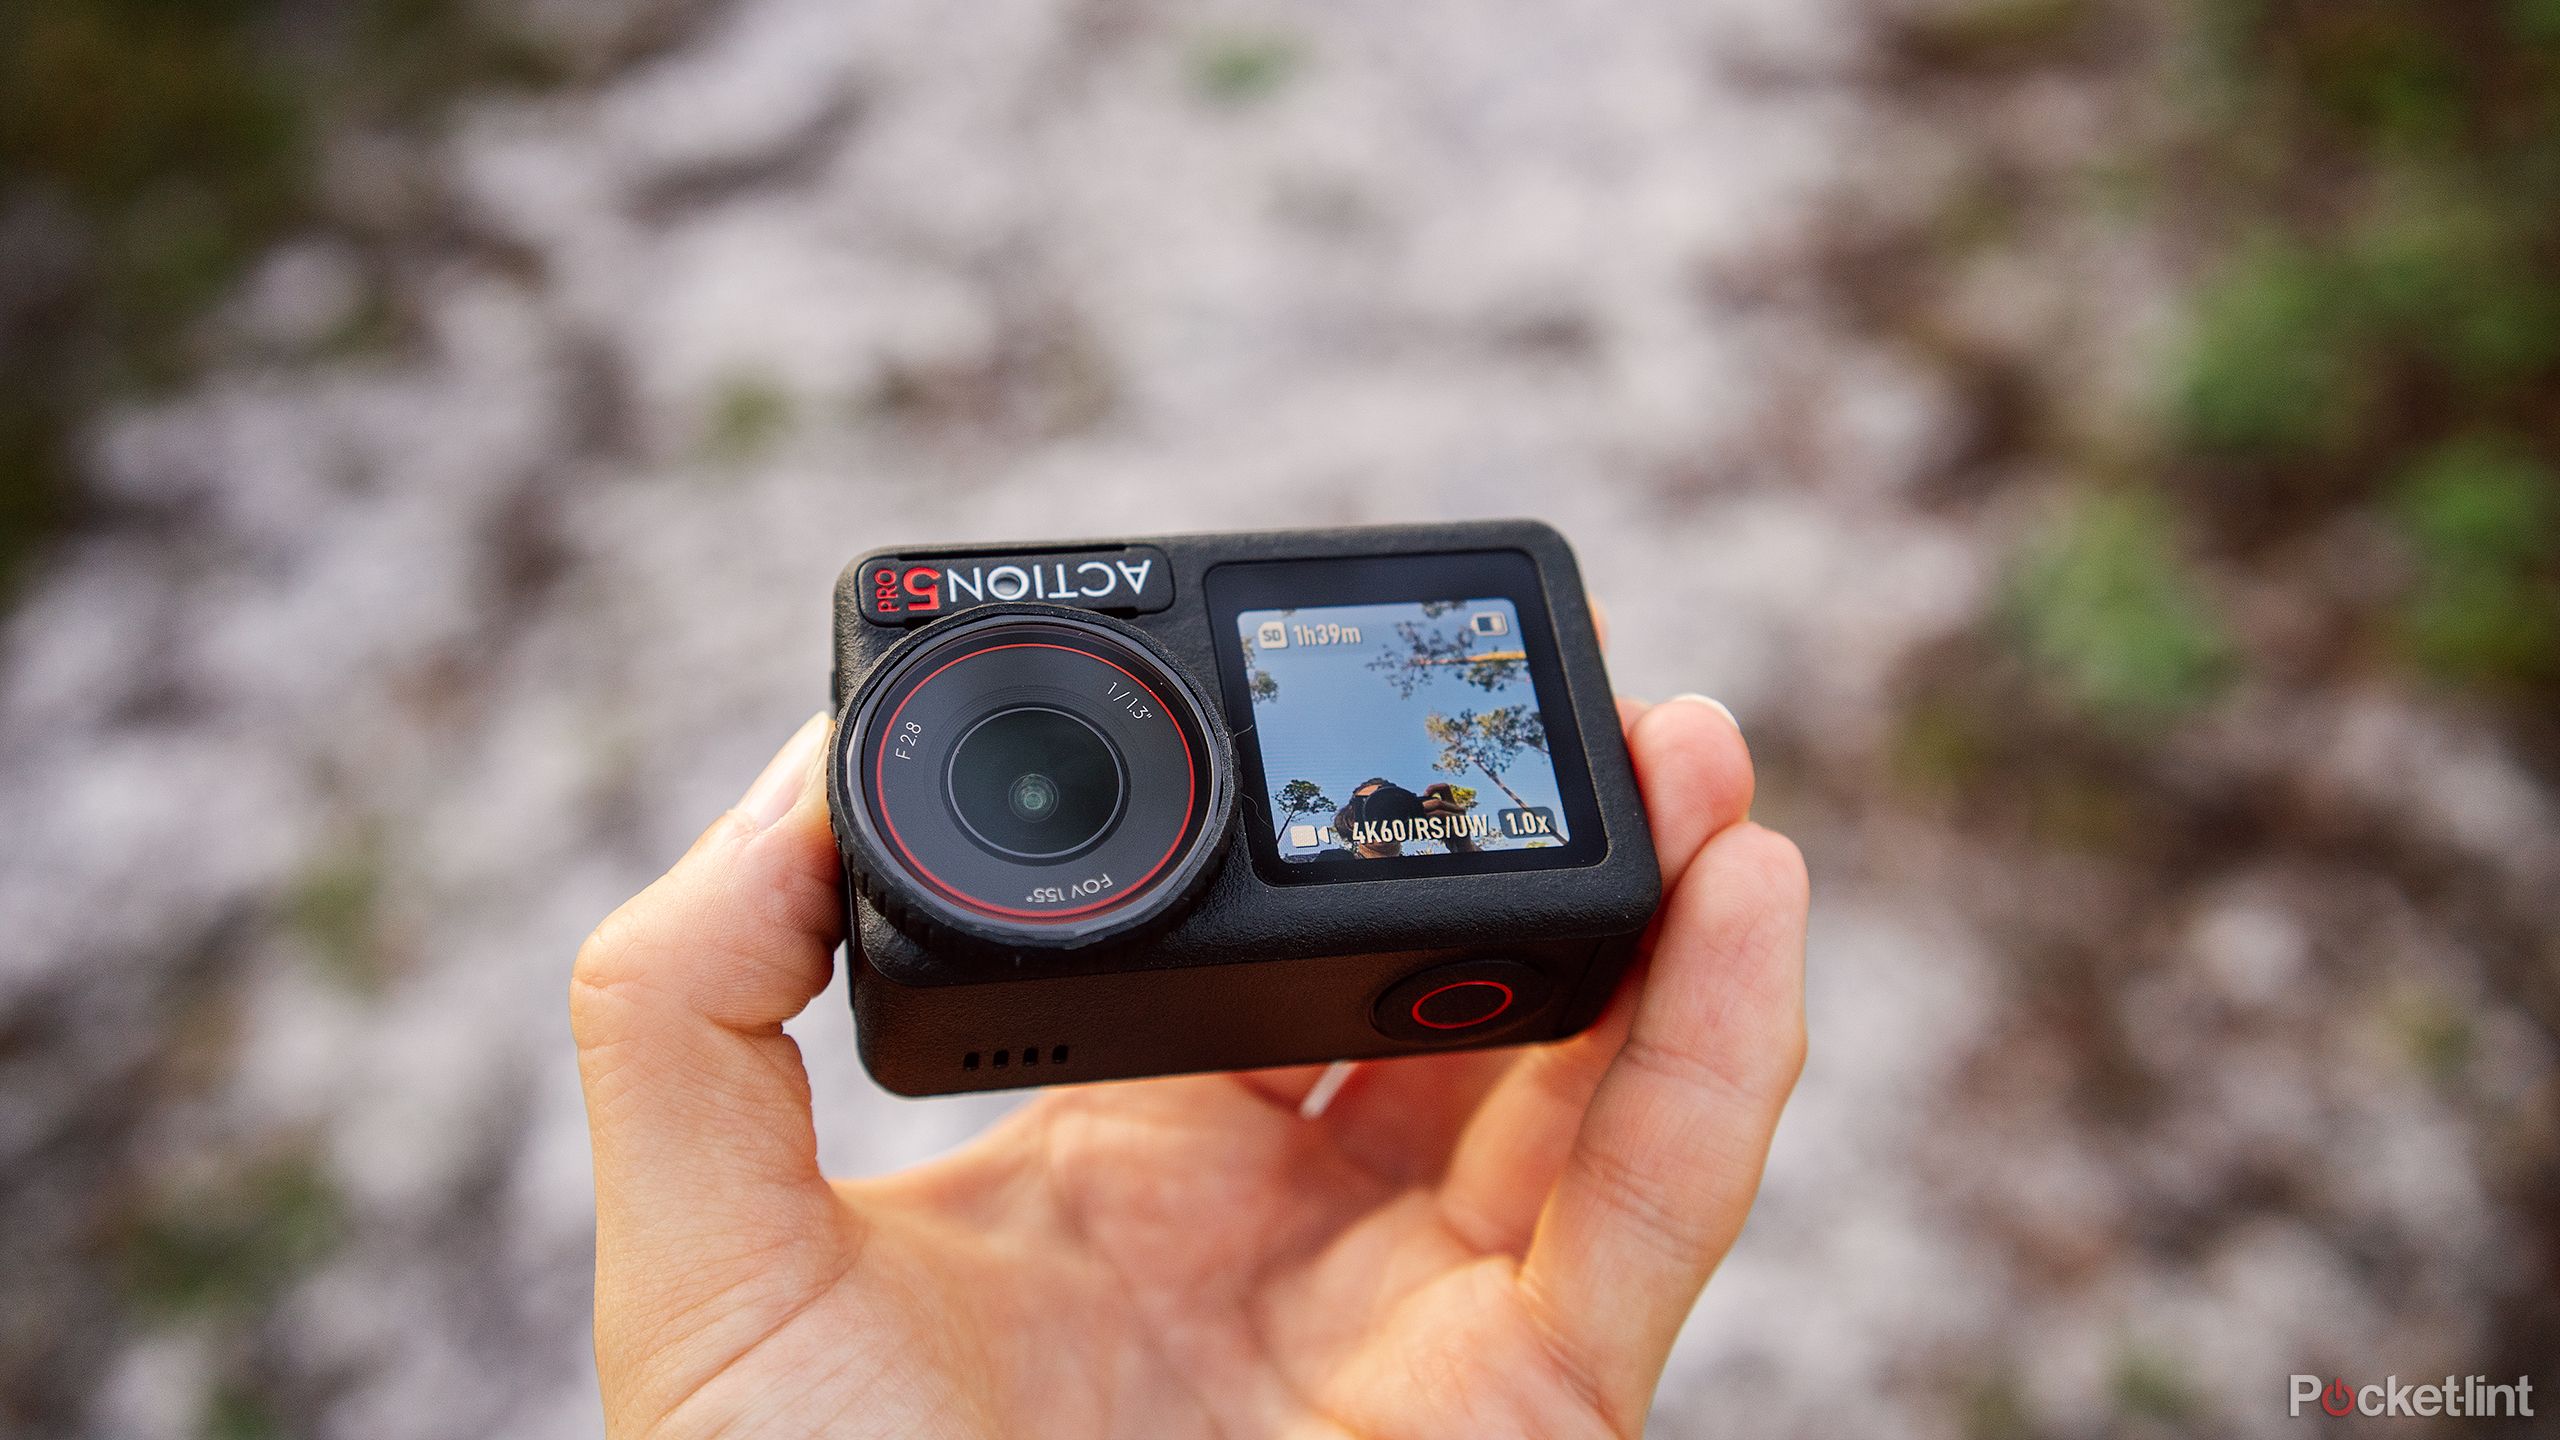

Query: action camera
[827,520,1660,1094]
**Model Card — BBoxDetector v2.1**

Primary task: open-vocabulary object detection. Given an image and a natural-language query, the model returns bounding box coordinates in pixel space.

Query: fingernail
[1668,693,1740,731]
[742,712,829,829]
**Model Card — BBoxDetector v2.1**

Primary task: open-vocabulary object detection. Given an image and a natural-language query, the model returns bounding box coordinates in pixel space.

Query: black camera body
[827,520,1659,1095]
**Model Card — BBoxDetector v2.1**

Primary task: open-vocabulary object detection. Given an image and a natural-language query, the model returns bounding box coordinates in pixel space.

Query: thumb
[571,712,847,1274]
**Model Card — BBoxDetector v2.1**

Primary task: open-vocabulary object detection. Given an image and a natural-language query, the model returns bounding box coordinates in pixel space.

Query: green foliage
[350,0,574,121]
[2009,492,2235,727]
[1891,696,1995,800]
[1425,705,1548,808]
[2111,1345,2200,1422]
[2290,3,2469,152]
[1369,616,1528,697]
[2025,769,2142,851]
[121,1148,343,1316]
[1961,1370,2034,1440]
[2515,0,2560,45]
[0,0,566,611]
[2394,436,2556,566]
[0,2,307,603]
[0,4,306,216]
[1191,33,1304,106]
[1,3,308,388]
[2398,570,2558,682]
[2351,189,2560,384]
[2167,0,2560,711]
[287,838,388,992]
[206,1383,287,1440]
[702,375,795,463]
[1888,681,2158,851]
[0,400,74,603]
[2389,436,2559,683]
[2389,988,2478,1082]
[1930,176,2024,257]
[2175,240,2370,456]
[1272,778,1336,828]
[1902,0,2091,68]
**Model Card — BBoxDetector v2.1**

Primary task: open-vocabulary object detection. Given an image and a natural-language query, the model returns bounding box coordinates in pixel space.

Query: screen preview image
[1235,598,1571,862]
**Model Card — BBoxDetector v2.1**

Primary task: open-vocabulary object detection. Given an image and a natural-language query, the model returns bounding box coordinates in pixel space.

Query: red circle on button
[1410,979,1516,1030]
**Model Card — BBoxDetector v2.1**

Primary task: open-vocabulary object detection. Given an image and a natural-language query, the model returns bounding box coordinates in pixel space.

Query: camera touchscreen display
[1236,599,1574,863]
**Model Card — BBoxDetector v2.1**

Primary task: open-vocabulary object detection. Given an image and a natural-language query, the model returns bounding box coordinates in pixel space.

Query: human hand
[572,690,1806,1439]
[1418,782,1468,813]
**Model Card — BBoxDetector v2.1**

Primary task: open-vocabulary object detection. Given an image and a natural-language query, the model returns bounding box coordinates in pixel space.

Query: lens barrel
[835,608,1233,952]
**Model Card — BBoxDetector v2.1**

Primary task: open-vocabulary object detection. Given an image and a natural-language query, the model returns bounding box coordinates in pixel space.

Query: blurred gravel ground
[2,0,2552,1437]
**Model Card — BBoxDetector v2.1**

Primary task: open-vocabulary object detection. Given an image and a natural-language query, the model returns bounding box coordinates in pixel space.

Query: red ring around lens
[872,641,1199,922]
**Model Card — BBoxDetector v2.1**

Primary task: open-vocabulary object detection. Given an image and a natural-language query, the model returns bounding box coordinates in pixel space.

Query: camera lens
[1010,772,1058,822]
[945,705,1125,860]
[836,609,1234,951]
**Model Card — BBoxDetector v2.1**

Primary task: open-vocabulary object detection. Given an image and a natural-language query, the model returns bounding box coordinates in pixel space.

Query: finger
[1242,599,1632,1132]
[1435,696,1754,1250]
[1225,1045,1518,1177]
[1518,823,1809,1428]
[1433,985,1632,1252]
[1628,695,1750,886]
[1239,699,1751,1184]
[1302,1048,1524,1182]
[571,713,847,1255]
[1231,1064,1331,1111]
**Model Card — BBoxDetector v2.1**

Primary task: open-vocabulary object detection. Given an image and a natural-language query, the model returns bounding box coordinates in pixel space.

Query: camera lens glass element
[945,705,1125,860]
[842,611,1232,948]
[1010,772,1058,821]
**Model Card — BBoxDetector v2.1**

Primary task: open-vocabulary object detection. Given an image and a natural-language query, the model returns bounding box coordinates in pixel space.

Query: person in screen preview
[1333,776,1481,857]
